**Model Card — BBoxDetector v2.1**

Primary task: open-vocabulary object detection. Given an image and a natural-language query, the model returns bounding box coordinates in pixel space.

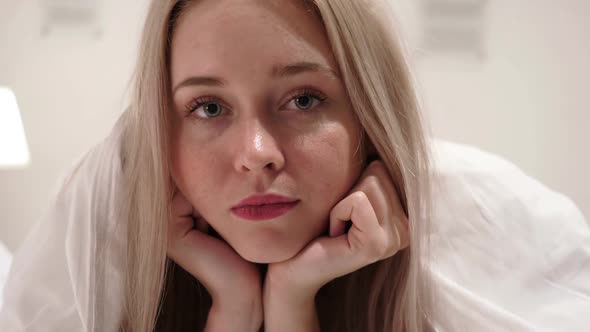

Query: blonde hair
[119,0,435,331]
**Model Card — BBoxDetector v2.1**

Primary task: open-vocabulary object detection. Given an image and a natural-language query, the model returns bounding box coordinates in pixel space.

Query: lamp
[0,87,30,168]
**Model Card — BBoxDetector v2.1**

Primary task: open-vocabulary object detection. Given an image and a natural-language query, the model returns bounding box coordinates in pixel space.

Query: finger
[351,160,409,255]
[294,228,385,288]
[367,160,404,211]
[393,214,410,251]
[168,190,192,242]
[167,226,227,291]
[169,178,177,199]
[170,188,193,218]
[329,191,389,265]
[167,215,193,248]
[287,191,390,290]
[329,191,380,237]
[352,160,403,226]
[168,189,207,247]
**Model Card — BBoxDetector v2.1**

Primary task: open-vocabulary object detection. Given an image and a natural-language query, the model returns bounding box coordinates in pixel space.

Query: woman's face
[169,0,365,263]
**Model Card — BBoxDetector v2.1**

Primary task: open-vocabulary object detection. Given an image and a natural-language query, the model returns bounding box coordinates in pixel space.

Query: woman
[2,0,589,331]
[125,0,432,330]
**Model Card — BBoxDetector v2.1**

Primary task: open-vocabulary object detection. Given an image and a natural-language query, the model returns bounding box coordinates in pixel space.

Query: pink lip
[231,194,300,221]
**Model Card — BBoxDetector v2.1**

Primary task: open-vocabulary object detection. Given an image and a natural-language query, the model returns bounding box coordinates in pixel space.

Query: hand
[266,160,410,304]
[167,185,263,331]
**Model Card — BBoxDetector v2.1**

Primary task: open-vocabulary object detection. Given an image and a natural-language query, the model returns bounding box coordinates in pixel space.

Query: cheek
[293,124,363,205]
[170,138,217,204]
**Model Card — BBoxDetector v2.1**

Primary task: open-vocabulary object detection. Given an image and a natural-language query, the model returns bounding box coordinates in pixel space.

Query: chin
[236,243,301,264]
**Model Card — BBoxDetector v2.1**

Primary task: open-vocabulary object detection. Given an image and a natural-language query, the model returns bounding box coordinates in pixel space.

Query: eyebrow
[172,61,340,94]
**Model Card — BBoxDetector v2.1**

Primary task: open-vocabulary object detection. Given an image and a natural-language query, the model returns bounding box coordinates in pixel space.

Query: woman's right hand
[167,186,263,331]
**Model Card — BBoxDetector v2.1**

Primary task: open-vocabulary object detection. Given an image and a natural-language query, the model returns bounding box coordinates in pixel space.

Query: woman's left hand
[264,160,410,323]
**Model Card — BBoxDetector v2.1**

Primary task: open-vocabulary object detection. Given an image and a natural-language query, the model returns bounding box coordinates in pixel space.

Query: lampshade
[0,87,30,168]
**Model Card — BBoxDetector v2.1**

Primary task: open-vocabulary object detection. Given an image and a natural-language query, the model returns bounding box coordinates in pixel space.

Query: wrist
[265,262,321,300]
[263,265,320,332]
[206,299,263,332]
[210,280,263,316]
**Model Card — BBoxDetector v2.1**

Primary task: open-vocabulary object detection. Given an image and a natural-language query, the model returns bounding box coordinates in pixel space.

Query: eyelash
[183,87,328,119]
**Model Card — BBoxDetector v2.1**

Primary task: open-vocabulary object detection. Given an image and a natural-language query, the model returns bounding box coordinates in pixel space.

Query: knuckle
[365,175,379,188]
[384,237,398,257]
[352,191,369,206]
[368,160,387,174]
[365,233,388,260]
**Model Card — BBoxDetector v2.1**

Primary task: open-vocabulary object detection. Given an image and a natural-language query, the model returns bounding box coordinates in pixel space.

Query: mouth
[230,200,300,221]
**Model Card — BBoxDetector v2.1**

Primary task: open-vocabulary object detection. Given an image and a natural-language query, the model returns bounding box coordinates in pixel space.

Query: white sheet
[0,114,588,331]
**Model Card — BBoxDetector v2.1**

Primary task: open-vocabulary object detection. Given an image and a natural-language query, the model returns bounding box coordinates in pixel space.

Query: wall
[393,0,590,221]
[0,0,148,250]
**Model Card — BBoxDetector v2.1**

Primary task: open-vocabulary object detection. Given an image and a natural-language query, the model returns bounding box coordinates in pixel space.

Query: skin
[169,0,364,264]
[165,1,409,330]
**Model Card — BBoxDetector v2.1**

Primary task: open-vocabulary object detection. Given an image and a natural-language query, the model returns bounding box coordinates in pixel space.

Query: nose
[233,118,285,173]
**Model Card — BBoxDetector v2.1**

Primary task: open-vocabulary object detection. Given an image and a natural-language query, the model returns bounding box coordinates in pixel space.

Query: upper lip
[232,194,299,208]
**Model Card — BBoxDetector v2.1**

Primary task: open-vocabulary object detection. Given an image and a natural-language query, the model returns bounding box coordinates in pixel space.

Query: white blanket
[0,115,588,330]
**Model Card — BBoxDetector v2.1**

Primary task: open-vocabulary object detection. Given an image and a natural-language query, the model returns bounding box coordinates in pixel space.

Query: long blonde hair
[119,0,435,331]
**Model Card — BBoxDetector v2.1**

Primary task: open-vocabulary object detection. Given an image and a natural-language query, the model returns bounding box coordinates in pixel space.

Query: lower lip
[231,201,299,221]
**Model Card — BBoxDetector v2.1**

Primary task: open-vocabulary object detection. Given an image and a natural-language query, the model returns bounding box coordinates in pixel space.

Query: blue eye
[285,89,327,112]
[292,95,315,110]
[184,88,327,120]
[186,97,226,119]
[199,102,223,118]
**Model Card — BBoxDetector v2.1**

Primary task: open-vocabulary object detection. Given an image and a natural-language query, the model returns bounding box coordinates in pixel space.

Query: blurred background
[0,0,588,255]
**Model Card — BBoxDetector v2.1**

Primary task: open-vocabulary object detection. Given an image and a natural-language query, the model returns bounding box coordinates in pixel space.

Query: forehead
[169,0,337,80]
